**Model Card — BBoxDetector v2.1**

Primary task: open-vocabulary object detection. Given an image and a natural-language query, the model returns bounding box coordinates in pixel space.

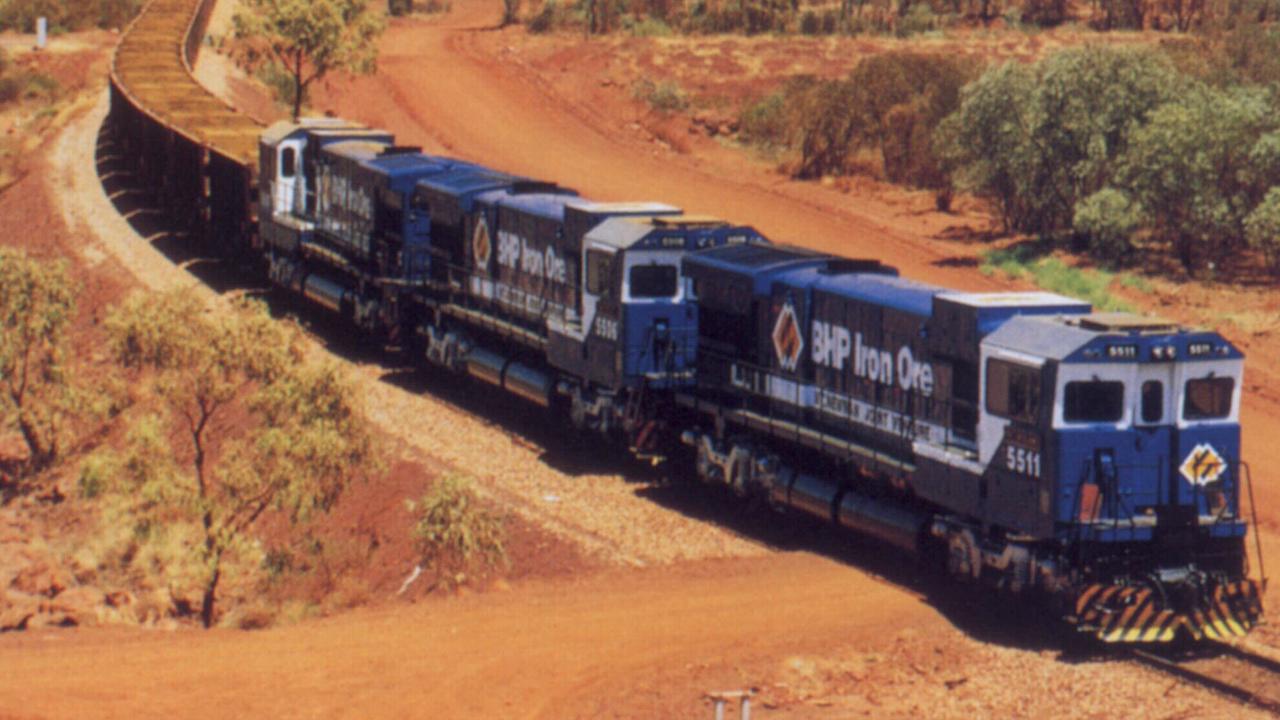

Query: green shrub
[633,77,688,113]
[624,14,672,36]
[1073,188,1141,265]
[739,91,789,148]
[389,0,413,15]
[23,72,59,101]
[896,4,943,37]
[411,475,507,589]
[796,51,977,184]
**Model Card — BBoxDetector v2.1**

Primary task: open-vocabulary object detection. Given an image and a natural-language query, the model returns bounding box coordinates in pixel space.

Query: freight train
[108,0,1263,643]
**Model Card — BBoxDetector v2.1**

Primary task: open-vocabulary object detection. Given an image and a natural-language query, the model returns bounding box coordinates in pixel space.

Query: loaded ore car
[678,243,1261,642]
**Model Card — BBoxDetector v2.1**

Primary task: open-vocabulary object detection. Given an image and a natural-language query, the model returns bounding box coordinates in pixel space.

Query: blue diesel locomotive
[256,118,1262,643]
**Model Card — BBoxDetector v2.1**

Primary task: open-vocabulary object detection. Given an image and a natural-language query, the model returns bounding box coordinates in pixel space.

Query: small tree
[234,0,386,121]
[412,474,506,590]
[0,248,76,473]
[104,290,378,627]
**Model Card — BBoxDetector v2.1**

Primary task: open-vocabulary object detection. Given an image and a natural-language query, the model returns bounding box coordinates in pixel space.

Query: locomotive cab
[977,311,1247,544]
[558,215,765,391]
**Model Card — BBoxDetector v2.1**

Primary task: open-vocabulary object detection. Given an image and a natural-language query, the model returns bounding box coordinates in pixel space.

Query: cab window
[1140,380,1163,423]
[586,250,613,296]
[1184,377,1233,420]
[985,359,1040,424]
[280,147,296,178]
[1064,381,1125,423]
[629,264,677,298]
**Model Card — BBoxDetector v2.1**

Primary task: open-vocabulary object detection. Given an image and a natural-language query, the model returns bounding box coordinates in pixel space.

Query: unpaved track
[336,0,994,291]
[0,555,937,718]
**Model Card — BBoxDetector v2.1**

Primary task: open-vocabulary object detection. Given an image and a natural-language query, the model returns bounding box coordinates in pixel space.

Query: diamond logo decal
[1180,443,1227,486]
[772,298,803,372]
[472,216,492,271]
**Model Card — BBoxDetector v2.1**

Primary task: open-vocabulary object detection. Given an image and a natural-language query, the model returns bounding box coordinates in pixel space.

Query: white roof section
[938,291,1090,309]
[566,200,681,215]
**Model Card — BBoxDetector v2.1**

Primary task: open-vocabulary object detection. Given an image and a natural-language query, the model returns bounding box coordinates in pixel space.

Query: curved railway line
[109,0,260,258]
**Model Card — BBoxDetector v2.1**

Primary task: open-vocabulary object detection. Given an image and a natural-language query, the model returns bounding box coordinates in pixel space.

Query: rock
[49,585,106,626]
[0,590,41,631]
[12,561,71,598]
[105,589,136,609]
[25,609,75,630]
[718,123,734,137]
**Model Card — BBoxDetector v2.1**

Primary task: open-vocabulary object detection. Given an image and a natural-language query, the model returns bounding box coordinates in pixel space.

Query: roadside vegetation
[0,0,141,33]
[521,0,1278,36]
[0,248,516,630]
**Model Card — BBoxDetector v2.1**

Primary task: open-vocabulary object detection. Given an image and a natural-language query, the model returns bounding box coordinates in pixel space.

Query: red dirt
[3,3,1280,718]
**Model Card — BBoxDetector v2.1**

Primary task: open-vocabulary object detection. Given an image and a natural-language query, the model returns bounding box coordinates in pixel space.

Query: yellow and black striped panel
[1192,580,1263,641]
[1073,580,1263,643]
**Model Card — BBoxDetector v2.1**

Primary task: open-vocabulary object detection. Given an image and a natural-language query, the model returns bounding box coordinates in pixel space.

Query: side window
[586,250,614,296]
[1184,377,1234,420]
[1141,380,1163,423]
[1064,381,1125,423]
[985,359,1040,424]
[629,264,678,298]
[280,147,296,179]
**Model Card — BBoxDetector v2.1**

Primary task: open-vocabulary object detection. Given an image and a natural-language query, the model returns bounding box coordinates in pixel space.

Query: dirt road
[0,555,946,719]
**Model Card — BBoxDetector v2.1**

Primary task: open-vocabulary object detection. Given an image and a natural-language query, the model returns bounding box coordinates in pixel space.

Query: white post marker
[36,17,47,50]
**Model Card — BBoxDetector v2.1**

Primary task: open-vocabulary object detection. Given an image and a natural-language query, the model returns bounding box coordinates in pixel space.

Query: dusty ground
[1,2,1280,718]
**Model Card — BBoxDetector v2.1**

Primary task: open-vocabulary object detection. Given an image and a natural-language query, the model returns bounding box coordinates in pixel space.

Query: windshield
[1064,380,1125,423]
[629,264,678,298]
[1184,377,1233,420]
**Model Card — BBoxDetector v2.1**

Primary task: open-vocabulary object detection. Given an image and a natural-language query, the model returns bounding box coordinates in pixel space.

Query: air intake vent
[819,258,893,275]
[379,145,423,156]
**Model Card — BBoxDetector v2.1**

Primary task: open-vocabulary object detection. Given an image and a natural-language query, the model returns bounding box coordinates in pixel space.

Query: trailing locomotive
[251,119,1263,643]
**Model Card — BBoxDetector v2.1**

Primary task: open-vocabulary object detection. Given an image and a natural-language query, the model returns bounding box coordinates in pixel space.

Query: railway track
[1129,642,1280,715]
